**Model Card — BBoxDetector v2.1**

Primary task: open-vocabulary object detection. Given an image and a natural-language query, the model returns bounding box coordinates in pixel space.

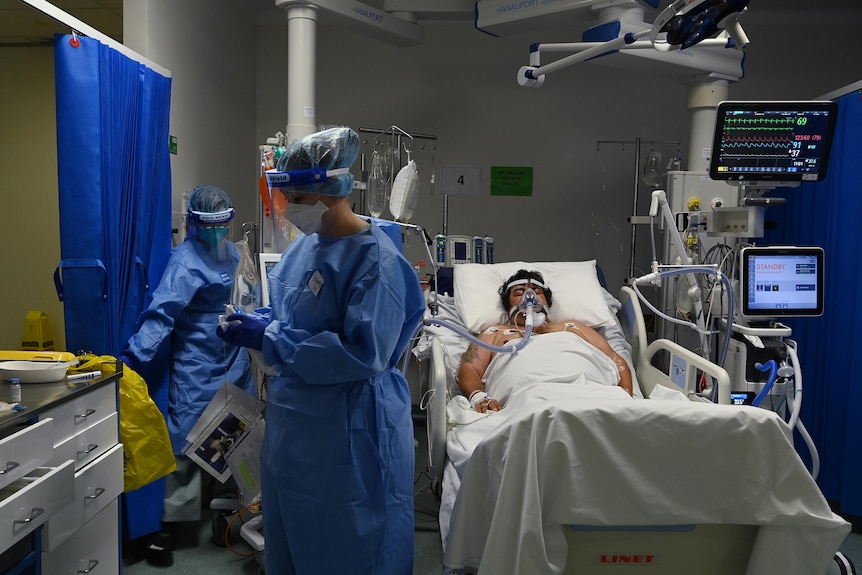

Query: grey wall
[125,0,259,244]
[254,2,860,290]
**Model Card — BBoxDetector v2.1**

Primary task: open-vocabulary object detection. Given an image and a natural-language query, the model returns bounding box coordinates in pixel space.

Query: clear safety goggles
[187,208,235,225]
[265,167,350,188]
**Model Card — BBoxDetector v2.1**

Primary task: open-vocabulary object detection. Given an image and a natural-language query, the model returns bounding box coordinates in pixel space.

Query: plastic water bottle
[10,377,21,404]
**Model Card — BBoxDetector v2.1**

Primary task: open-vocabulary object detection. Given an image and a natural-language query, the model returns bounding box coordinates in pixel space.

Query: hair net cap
[188,184,232,213]
[276,127,359,197]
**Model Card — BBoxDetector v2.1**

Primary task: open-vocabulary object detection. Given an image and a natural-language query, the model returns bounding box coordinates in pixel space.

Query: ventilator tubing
[423,296,540,355]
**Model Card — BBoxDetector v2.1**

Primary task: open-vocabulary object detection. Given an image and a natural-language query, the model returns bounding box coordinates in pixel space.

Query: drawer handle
[75,408,97,421]
[85,487,106,500]
[13,507,44,525]
[0,461,19,475]
[78,559,99,573]
[77,443,99,457]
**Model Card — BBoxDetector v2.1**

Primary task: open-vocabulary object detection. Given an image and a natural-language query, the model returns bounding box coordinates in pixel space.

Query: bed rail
[428,336,448,482]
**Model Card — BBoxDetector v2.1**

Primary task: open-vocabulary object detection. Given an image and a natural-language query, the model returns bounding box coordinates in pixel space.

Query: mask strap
[504,278,546,292]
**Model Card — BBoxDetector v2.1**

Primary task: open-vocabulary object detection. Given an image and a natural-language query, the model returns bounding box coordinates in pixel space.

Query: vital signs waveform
[723,116,798,125]
[723,135,792,143]
[721,125,796,132]
[721,141,791,149]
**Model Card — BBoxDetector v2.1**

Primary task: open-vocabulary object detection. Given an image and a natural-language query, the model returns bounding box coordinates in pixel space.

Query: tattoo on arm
[461,343,479,364]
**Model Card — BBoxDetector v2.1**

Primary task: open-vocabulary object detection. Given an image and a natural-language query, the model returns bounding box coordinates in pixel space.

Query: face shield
[187,207,235,249]
[263,127,359,250]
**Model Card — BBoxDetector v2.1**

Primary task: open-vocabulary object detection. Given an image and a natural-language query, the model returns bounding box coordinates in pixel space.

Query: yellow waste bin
[21,310,54,351]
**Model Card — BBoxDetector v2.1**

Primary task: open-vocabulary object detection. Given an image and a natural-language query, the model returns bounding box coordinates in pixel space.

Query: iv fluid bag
[367,151,388,218]
[390,160,419,222]
[231,235,261,312]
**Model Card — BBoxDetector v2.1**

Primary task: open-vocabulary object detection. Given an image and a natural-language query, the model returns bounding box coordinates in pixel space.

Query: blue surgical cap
[188,184,232,213]
[187,184,235,230]
[275,127,359,197]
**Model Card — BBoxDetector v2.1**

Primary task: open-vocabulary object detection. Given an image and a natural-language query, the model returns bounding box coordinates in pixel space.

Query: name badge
[220,272,231,283]
[308,270,324,297]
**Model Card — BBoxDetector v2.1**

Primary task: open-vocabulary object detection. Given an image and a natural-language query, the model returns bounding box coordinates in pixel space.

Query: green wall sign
[490,166,533,196]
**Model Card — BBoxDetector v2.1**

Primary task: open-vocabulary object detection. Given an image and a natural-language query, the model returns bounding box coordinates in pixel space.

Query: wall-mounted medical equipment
[483,236,494,264]
[652,100,839,341]
[708,101,839,186]
[717,246,824,408]
[447,235,472,266]
[434,234,495,267]
[738,246,824,319]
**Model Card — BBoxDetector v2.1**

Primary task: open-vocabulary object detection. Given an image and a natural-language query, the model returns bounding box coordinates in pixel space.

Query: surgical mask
[284,201,329,235]
[197,226,230,248]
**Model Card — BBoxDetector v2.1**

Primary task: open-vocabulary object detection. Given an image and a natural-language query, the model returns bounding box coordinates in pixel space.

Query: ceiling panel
[0,0,122,47]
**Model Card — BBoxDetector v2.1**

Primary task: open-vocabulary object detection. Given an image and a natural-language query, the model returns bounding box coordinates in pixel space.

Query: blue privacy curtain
[54,33,173,539]
[763,91,862,517]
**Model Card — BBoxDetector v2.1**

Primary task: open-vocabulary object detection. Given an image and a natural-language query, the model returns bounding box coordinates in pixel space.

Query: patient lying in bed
[433,270,848,575]
[457,269,633,413]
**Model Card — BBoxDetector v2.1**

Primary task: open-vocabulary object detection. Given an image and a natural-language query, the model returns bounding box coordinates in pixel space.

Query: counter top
[0,366,121,430]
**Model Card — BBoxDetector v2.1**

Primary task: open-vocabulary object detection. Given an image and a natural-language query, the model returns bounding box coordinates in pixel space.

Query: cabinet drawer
[43,443,123,552]
[41,383,117,444]
[49,411,118,471]
[0,460,75,555]
[0,418,54,491]
[42,497,119,575]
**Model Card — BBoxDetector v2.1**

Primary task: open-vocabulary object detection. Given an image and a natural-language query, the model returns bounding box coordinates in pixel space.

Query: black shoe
[144,529,175,567]
[144,542,174,567]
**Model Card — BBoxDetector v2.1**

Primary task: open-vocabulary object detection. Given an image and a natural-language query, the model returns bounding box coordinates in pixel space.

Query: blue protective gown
[260,223,424,575]
[124,237,254,453]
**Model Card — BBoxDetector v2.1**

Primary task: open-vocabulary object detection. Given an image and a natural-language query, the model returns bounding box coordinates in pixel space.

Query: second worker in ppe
[121,184,255,566]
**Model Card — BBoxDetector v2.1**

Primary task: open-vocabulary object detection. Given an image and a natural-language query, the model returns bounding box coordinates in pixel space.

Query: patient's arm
[557,320,634,396]
[457,331,504,412]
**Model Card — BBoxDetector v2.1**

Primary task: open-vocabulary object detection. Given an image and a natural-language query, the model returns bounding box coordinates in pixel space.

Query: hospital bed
[415,260,851,575]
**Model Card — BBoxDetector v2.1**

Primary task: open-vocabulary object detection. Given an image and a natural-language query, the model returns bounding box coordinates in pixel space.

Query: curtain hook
[70,30,80,48]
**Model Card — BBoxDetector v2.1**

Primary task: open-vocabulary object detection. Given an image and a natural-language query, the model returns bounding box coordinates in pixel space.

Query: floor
[121,410,862,575]
[122,411,445,575]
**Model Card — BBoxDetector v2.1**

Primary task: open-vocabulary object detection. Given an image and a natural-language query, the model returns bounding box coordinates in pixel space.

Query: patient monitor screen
[709,101,838,183]
[740,246,824,317]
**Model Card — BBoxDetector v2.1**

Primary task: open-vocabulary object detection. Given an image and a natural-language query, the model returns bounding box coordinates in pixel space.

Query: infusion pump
[435,234,494,267]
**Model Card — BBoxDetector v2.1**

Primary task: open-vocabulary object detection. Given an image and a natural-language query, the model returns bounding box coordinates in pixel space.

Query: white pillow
[453,261,614,333]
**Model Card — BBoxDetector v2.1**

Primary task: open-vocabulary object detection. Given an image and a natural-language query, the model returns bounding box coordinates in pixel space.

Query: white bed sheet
[440,368,849,575]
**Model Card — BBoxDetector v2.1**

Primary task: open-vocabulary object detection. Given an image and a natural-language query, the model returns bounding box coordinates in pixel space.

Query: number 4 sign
[441,166,481,196]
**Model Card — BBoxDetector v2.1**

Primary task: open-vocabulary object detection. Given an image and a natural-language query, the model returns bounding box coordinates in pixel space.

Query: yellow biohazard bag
[72,355,176,492]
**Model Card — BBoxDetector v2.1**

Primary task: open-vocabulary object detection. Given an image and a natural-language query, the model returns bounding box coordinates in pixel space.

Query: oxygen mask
[509,287,548,328]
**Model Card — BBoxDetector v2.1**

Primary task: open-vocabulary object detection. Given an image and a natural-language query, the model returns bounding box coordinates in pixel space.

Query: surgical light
[652,0,752,50]
[518,0,752,87]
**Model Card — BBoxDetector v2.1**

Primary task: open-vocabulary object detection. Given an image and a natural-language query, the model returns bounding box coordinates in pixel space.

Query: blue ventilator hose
[401,299,538,374]
[421,317,534,354]
[751,360,778,407]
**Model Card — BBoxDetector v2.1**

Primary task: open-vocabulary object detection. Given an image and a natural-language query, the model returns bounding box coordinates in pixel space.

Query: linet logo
[595,554,659,565]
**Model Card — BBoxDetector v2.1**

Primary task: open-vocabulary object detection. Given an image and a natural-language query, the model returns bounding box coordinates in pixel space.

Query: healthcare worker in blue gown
[120,184,254,566]
[217,127,425,575]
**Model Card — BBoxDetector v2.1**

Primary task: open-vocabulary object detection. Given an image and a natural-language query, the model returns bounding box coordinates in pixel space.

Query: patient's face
[508,282,549,310]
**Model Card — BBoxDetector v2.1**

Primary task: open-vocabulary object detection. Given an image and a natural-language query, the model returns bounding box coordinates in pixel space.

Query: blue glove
[217,313,267,350]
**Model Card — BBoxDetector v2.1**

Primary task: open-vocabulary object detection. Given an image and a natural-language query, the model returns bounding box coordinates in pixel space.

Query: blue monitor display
[709,101,838,184]
[739,246,824,317]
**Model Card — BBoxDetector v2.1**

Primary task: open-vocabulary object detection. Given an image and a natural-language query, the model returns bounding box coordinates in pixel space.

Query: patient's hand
[476,397,503,413]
